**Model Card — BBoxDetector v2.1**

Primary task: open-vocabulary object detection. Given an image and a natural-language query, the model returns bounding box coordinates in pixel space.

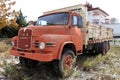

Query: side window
[72,16,83,28]
[72,16,77,26]
[78,16,83,28]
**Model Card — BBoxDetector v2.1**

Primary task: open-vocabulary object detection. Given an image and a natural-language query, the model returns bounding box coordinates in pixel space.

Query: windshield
[37,13,69,26]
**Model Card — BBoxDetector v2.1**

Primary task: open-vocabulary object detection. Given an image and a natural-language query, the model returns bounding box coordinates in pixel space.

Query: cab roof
[38,11,80,18]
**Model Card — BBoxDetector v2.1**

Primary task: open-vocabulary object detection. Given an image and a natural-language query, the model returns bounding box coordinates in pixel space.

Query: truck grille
[18,28,32,49]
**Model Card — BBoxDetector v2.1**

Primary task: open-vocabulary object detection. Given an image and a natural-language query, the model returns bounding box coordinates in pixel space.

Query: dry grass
[0,38,11,59]
[77,45,120,80]
[0,38,11,52]
[82,45,120,69]
[0,42,10,53]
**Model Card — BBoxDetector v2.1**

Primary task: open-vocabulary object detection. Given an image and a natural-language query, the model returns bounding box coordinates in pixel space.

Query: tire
[19,57,38,68]
[94,41,110,55]
[54,49,76,78]
[100,42,107,55]
[94,43,100,55]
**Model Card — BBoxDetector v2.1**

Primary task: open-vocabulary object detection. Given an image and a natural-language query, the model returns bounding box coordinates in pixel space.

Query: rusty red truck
[9,9,113,77]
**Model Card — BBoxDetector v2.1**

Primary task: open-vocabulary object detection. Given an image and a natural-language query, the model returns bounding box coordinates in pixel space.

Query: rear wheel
[100,42,108,55]
[19,57,38,68]
[54,49,76,77]
[94,43,100,55]
[94,41,110,55]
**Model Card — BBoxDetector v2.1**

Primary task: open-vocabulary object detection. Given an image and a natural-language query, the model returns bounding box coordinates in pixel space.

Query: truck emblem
[23,27,27,32]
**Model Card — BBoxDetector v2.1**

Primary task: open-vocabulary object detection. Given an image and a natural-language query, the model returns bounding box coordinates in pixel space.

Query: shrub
[0,42,9,52]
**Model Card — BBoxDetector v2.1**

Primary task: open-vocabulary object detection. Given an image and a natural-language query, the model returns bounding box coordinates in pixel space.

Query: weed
[2,61,18,79]
[96,54,105,62]
[23,76,30,80]
[0,42,7,52]
[83,54,111,71]
[2,60,30,80]
[83,58,94,70]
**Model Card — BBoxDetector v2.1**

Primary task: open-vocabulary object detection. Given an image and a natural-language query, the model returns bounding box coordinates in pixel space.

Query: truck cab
[10,11,84,77]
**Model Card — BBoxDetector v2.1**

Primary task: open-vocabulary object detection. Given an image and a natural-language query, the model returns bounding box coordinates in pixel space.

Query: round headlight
[39,42,45,50]
[11,42,14,47]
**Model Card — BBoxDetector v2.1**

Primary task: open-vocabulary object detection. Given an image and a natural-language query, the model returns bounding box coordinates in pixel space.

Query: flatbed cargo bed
[83,22,113,45]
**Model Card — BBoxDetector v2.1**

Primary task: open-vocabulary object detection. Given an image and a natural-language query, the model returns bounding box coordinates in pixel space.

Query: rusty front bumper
[9,50,53,62]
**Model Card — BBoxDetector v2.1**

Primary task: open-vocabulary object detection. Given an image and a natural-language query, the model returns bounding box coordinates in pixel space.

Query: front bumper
[9,50,53,62]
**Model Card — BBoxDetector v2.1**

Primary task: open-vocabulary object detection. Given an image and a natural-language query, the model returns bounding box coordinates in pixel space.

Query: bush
[0,42,10,52]
[2,61,30,80]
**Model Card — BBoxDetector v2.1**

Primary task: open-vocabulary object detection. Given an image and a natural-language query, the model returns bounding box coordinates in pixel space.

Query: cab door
[70,15,83,52]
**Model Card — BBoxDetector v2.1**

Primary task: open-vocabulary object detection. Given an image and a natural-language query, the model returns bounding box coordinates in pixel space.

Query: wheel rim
[63,55,74,75]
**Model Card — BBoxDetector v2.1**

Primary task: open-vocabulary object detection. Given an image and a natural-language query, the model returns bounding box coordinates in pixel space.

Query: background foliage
[0,0,28,38]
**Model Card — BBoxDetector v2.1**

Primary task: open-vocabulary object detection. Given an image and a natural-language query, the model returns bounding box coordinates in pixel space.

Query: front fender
[57,41,75,60]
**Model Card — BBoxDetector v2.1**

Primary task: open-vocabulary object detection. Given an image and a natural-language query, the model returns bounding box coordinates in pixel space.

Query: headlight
[39,42,45,50]
[11,42,14,47]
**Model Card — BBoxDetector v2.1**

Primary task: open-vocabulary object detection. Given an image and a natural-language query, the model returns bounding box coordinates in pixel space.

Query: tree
[16,9,28,28]
[0,0,18,38]
[0,0,18,29]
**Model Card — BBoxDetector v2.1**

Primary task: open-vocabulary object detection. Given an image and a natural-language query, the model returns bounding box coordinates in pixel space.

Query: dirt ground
[0,38,120,80]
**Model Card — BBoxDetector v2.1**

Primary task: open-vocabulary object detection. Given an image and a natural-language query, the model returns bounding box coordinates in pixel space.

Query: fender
[57,41,76,59]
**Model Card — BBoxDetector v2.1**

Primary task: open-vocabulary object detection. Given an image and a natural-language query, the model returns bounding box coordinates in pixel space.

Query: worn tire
[100,42,107,55]
[54,49,76,78]
[19,57,38,68]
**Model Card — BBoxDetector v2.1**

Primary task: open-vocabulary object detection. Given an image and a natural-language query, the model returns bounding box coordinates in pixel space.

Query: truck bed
[82,22,113,45]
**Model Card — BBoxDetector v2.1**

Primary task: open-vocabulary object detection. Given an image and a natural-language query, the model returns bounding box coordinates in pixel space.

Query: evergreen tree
[16,9,28,28]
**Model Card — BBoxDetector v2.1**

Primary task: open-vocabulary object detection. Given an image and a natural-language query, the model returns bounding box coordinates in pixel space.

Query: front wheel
[54,49,76,78]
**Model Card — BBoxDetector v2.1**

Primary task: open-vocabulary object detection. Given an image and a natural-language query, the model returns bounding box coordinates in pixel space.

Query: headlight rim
[11,42,14,47]
[39,42,45,50]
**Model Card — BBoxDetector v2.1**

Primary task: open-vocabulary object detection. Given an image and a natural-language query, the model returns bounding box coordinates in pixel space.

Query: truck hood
[19,25,67,36]
[18,25,67,49]
[19,26,66,36]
